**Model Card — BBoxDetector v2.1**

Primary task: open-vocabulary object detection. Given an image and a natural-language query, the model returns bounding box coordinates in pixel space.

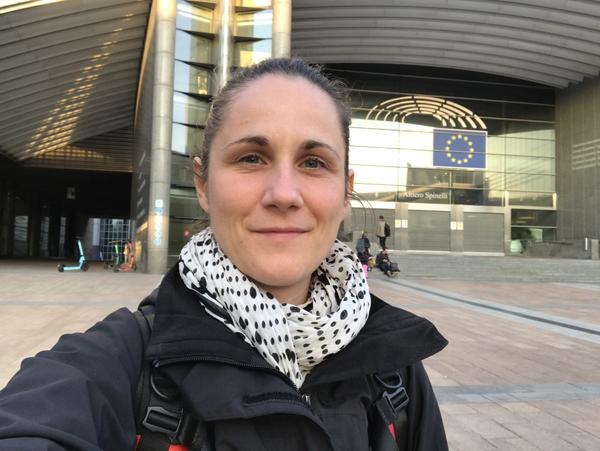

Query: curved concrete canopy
[0,0,149,163]
[291,0,600,88]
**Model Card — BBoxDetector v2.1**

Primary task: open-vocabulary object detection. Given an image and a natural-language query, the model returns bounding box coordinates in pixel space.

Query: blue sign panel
[433,129,486,169]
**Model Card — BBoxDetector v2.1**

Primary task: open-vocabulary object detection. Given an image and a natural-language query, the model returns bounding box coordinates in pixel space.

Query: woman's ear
[192,157,210,213]
[345,169,355,205]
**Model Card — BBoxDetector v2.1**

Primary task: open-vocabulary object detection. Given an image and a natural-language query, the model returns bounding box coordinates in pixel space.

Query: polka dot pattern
[179,227,371,389]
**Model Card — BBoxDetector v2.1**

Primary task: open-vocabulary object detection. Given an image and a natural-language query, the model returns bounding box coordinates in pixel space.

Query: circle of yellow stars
[445,134,475,165]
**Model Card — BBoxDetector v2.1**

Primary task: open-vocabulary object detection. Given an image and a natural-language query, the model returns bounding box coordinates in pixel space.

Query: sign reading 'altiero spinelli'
[397,190,450,203]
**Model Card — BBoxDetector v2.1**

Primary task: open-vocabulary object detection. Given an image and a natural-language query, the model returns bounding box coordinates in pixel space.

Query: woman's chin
[246,265,314,298]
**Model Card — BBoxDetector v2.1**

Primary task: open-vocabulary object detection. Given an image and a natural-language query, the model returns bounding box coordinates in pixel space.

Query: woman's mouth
[253,228,308,240]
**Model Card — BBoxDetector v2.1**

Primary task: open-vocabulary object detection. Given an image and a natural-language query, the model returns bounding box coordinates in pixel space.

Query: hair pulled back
[196,57,351,181]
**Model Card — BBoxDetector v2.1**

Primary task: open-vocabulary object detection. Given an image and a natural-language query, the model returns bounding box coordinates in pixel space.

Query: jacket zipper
[301,393,312,407]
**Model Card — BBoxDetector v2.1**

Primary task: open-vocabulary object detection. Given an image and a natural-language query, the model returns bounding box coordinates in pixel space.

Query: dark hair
[195,57,351,181]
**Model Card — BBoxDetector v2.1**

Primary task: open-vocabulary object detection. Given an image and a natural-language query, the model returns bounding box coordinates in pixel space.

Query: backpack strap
[133,290,211,451]
[371,369,410,451]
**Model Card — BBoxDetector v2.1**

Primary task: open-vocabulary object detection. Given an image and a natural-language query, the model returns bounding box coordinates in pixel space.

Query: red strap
[134,434,188,451]
[388,423,396,439]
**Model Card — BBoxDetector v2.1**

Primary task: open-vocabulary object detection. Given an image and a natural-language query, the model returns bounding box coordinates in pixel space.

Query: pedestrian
[357,249,370,278]
[0,58,448,451]
[119,240,136,272]
[355,231,370,255]
[376,215,391,249]
[356,232,372,278]
[376,249,392,276]
[123,240,132,264]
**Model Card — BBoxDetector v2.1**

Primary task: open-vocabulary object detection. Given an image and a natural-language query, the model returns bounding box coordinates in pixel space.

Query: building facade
[338,65,556,255]
[1,0,599,271]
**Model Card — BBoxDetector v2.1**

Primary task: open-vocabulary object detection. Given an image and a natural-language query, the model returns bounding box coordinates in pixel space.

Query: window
[172,123,204,155]
[175,30,212,65]
[173,92,209,126]
[176,1,213,33]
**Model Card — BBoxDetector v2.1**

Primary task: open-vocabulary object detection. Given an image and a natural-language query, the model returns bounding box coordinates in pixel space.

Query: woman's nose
[261,164,304,211]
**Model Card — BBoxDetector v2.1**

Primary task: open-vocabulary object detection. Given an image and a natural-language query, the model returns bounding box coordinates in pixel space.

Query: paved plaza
[1,257,599,450]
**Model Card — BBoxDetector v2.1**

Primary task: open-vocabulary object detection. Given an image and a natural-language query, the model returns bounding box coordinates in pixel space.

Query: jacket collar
[146,265,448,389]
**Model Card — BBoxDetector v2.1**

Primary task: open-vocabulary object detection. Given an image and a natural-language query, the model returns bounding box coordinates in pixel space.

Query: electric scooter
[57,239,89,272]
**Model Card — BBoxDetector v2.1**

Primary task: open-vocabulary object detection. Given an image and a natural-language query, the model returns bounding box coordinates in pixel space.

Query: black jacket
[0,266,448,451]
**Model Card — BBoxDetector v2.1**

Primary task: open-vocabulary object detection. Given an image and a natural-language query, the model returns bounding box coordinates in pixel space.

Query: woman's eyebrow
[224,135,269,149]
[303,139,337,155]
[223,136,337,155]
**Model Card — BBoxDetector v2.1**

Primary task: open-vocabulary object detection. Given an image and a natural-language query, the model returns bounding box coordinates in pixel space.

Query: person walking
[376,215,390,249]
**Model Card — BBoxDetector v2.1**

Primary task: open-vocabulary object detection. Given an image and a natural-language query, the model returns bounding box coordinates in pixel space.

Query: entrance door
[408,210,450,251]
[463,212,504,253]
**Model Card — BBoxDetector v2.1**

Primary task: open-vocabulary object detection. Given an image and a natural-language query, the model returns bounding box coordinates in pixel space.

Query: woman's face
[195,74,353,304]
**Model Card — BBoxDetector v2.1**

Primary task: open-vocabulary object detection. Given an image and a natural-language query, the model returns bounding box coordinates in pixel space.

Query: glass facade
[234,8,272,67]
[329,65,557,252]
[168,0,273,263]
[348,120,555,209]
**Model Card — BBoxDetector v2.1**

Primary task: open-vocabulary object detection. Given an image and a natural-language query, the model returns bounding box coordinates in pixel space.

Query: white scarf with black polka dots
[179,227,371,389]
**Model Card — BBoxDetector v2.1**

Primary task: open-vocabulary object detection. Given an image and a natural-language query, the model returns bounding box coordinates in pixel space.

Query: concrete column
[147,0,176,274]
[48,201,61,258]
[27,193,41,257]
[450,204,464,253]
[591,239,599,260]
[215,0,234,89]
[504,203,512,255]
[0,185,14,257]
[395,202,409,251]
[64,208,76,258]
[272,0,292,58]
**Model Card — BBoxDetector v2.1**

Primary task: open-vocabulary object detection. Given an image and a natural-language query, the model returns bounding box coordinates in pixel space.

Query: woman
[0,58,448,450]
[356,232,371,255]
[376,249,392,276]
[356,232,371,277]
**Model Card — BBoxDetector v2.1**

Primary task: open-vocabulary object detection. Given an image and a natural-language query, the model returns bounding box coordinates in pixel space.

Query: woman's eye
[239,154,262,165]
[302,158,325,169]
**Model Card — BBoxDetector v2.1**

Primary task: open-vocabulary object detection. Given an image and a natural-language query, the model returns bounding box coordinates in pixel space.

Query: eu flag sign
[433,129,486,169]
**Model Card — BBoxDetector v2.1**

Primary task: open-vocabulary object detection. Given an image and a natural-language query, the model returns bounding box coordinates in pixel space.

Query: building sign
[433,129,487,168]
[397,189,450,203]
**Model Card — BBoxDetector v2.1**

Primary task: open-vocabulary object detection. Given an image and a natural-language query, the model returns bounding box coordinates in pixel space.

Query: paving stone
[470,403,528,425]
[486,437,543,451]
[445,428,501,451]
[570,420,600,437]
[455,393,491,404]
[2,259,600,449]
[439,403,478,415]
[563,432,600,450]
[503,422,581,451]
[451,413,516,440]
[499,402,542,413]
[482,393,521,403]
